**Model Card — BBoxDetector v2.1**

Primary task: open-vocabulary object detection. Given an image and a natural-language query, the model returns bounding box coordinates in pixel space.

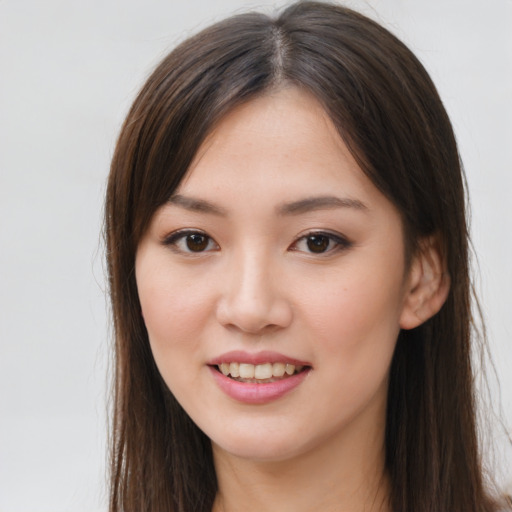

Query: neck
[211,419,390,512]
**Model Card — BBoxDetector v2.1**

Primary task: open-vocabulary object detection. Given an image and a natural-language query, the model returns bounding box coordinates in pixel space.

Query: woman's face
[136,88,415,462]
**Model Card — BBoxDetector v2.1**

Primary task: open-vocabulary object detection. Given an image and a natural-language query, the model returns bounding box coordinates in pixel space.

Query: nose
[215,249,293,334]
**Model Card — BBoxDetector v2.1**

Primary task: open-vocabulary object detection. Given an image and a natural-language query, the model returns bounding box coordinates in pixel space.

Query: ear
[399,236,451,330]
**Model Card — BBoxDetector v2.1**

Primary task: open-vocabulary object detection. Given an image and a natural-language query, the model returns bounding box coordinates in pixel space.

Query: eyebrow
[168,194,228,216]
[277,195,369,215]
[167,193,368,216]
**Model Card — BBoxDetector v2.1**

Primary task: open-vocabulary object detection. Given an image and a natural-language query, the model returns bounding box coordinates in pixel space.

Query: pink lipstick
[207,351,311,404]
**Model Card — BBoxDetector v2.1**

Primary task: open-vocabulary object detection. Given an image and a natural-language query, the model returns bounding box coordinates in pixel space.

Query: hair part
[105,2,503,510]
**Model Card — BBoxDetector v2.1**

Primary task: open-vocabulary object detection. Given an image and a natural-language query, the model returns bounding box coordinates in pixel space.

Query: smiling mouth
[215,362,309,383]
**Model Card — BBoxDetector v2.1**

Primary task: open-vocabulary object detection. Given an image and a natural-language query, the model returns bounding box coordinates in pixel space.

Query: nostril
[215,299,293,334]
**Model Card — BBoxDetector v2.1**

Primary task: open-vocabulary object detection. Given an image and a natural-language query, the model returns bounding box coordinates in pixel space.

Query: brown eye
[306,235,330,253]
[291,231,351,255]
[163,230,218,254]
[186,234,209,252]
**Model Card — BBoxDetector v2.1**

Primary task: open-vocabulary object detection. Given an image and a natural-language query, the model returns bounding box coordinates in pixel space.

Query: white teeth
[239,363,255,379]
[272,362,286,377]
[229,362,240,377]
[218,362,305,379]
[254,363,273,379]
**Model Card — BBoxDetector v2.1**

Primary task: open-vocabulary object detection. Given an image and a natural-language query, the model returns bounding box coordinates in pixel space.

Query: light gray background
[1,1,510,510]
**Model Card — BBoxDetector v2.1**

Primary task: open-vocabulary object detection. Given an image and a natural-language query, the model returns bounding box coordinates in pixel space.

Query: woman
[105,1,509,510]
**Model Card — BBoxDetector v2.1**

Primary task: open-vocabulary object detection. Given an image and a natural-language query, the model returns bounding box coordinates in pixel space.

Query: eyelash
[163,229,219,254]
[291,231,352,255]
[162,229,352,255]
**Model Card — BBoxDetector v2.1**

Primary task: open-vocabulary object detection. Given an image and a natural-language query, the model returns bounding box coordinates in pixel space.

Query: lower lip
[209,366,310,405]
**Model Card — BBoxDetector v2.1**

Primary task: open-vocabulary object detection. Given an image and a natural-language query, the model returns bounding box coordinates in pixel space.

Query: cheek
[293,268,403,419]
[301,273,403,344]
[136,259,213,361]
[136,267,217,406]
[291,251,406,384]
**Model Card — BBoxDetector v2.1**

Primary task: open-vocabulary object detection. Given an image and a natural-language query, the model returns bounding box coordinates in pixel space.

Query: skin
[135,87,447,512]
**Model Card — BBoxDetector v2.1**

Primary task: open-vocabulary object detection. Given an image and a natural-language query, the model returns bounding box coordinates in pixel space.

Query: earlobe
[399,236,451,330]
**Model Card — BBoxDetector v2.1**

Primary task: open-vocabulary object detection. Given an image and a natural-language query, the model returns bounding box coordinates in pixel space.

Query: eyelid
[290,230,352,254]
[162,228,219,254]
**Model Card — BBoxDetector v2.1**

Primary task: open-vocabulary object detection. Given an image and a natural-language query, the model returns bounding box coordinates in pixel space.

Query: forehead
[177,87,378,206]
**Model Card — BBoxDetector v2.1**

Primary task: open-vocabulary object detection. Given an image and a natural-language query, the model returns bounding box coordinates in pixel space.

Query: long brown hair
[105,2,503,510]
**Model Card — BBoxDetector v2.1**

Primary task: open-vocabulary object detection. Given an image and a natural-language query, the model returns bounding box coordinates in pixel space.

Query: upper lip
[207,350,311,367]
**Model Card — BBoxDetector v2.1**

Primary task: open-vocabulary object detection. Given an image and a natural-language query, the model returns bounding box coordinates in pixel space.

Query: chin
[207,418,324,463]
[212,436,305,463]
